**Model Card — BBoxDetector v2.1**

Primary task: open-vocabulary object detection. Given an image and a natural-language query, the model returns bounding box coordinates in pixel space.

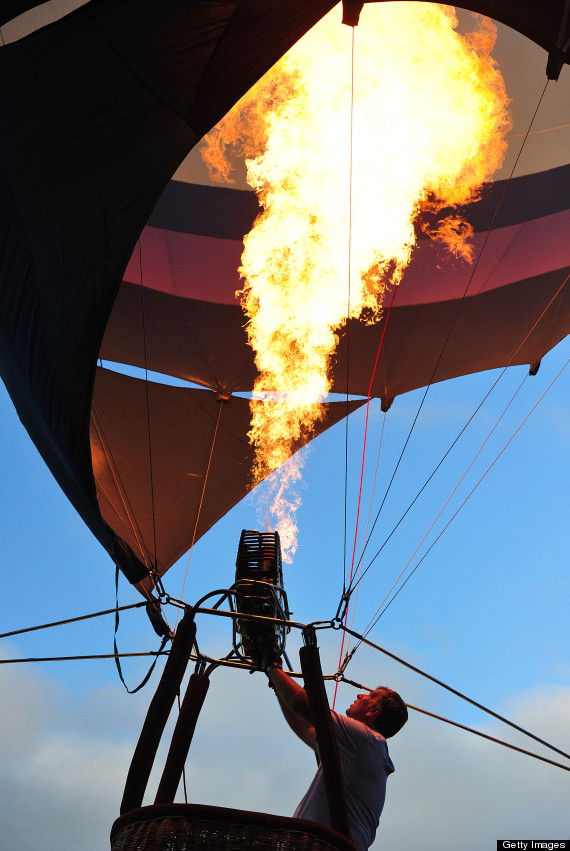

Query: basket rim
[111,802,356,851]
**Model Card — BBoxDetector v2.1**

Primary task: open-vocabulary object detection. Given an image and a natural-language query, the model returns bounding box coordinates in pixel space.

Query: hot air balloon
[1,2,570,849]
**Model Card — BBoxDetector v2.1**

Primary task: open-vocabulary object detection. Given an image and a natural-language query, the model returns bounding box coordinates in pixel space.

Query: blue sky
[1,3,570,849]
[2,339,570,849]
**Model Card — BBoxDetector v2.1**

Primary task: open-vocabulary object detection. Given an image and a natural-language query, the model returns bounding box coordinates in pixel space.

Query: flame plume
[201,4,510,560]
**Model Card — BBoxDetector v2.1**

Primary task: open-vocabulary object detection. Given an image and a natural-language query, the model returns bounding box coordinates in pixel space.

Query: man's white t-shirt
[294,711,395,851]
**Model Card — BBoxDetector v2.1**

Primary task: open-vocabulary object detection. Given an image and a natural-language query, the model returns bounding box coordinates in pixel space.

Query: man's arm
[266,664,316,749]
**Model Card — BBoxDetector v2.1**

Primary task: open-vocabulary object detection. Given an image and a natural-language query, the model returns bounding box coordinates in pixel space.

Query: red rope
[332,281,399,707]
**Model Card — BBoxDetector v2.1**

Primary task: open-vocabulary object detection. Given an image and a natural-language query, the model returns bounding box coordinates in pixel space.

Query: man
[265,661,407,851]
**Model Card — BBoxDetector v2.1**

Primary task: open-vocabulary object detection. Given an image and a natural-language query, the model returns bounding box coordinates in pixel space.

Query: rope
[334,90,550,659]
[334,279,399,699]
[6,595,567,773]
[364,352,570,631]
[0,602,147,640]
[336,25,357,710]
[340,676,570,773]
[342,23,356,595]
[349,79,551,580]
[348,285,399,585]
[348,409,386,630]
[350,266,570,600]
[91,403,153,570]
[357,371,528,635]
[93,471,147,555]
[341,628,570,762]
[347,374,502,592]
[0,652,169,664]
[339,409,387,675]
[138,237,159,578]
[405,704,570,773]
[175,398,225,628]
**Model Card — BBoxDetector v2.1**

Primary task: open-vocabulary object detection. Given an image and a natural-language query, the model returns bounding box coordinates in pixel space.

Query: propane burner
[233,530,290,666]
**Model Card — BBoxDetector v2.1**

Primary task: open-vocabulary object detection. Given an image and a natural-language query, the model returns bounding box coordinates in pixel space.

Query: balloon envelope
[0,0,569,587]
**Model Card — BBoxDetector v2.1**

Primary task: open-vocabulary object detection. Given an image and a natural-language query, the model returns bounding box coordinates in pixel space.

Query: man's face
[346,690,383,726]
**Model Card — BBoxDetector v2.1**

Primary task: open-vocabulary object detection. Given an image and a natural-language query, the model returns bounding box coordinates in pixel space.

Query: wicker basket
[111,804,357,851]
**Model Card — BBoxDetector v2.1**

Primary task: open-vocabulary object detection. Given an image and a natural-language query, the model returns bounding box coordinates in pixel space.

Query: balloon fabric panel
[91,367,366,577]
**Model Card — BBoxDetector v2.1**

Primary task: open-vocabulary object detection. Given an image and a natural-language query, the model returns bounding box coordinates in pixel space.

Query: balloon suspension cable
[342,22,356,594]
[7,603,568,774]
[339,676,570,774]
[91,404,155,572]
[357,351,570,638]
[0,651,170,664]
[356,368,530,633]
[349,408,386,606]
[348,78,552,588]
[0,601,147,640]
[349,263,570,604]
[175,396,225,628]
[339,83,564,654]
[335,21,402,708]
[335,284,398,682]
[0,600,299,669]
[334,280,399,707]
[137,237,162,597]
[337,630,570,764]
[334,22,551,705]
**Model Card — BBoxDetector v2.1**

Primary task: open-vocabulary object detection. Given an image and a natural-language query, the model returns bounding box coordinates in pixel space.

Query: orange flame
[201,4,510,560]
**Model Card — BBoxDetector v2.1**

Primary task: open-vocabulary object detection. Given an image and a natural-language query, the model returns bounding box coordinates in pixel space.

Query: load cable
[334,283,399,709]
[175,397,225,627]
[347,371,511,593]
[5,601,568,769]
[0,651,169,664]
[0,601,147,640]
[345,79,551,594]
[406,704,570,774]
[336,26,403,705]
[91,404,155,572]
[342,24,356,594]
[346,282,399,588]
[336,22,357,709]
[348,266,570,601]
[356,370,529,627]
[138,236,160,587]
[337,411,388,681]
[340,628,570,763]
[340,676,570,773]
[360,351,570,635]
[345,410,387,645]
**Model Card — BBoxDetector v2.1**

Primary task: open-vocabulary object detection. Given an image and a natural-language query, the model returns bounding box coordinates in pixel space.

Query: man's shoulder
[331,711,386,744]
[331,711,394,777]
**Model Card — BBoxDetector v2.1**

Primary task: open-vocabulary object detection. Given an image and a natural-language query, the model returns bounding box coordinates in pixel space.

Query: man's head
[346,687,408,738]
